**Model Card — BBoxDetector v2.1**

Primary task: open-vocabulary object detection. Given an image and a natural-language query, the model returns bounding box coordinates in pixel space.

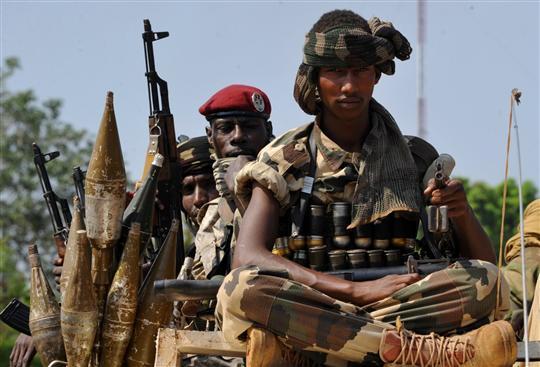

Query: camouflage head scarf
[294,17,412,115]
[178,136,214,177]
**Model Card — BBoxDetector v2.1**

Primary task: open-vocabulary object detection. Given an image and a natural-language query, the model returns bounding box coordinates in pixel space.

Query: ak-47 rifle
[141,19,184,269]
[72,166,86,217]
[32,142,72,259]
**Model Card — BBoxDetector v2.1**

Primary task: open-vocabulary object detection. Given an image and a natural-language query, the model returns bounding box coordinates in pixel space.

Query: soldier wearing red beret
[200,84,272,160]
[190,84,273,281]
[174,86,273,367]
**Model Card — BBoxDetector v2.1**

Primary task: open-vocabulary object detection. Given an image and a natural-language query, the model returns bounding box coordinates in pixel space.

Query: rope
[495,92,514,317]
[495,89,529,366]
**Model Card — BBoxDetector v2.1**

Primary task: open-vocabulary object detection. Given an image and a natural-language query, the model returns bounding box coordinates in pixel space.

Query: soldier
[177,136,219,232]
[503,199,540,335]
[192,84,273,280]
[216,9,516,367]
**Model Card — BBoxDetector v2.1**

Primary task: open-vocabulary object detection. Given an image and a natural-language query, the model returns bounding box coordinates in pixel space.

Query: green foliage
[0,57,93,267]
[0,57,93,363]
[461,177,538,260]
[0,241,39,365]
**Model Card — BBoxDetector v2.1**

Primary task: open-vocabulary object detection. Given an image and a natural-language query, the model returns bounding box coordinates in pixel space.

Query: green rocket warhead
[28,243,66,366]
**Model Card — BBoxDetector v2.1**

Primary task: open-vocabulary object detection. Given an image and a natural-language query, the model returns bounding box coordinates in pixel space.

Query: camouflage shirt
[236,110,420,227]
[193,198,227,279]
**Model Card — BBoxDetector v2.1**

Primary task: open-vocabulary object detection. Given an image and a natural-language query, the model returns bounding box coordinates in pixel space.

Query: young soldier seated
[215,9,517,367]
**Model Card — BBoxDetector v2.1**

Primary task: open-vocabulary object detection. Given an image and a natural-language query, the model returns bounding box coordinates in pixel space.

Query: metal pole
[512,90,529,366]
[417,0,427,138]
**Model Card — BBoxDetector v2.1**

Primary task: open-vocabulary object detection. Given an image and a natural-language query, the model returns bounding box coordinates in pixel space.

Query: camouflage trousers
[216,260,509,366]
[503,247,540,334]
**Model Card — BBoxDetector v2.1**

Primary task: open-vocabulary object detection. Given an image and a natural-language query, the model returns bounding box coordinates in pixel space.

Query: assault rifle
[72,166,86,217]
[152,257,455,301]
[141,19,184,270]
[32,142,72,259]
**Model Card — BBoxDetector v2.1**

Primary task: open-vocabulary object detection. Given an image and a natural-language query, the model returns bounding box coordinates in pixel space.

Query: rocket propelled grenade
[28,243,66,366]
[100,223,142,367]
[59,196,85,299]
[85,91,127,312]
[61,230,98,367]
[125,219,178,367]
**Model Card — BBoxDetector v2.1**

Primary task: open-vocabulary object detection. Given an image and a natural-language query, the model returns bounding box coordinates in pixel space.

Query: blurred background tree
[0,57,93,364]
[461,177,538,257]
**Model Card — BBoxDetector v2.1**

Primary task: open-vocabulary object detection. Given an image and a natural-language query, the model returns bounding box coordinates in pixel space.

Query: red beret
[199,84,271,120]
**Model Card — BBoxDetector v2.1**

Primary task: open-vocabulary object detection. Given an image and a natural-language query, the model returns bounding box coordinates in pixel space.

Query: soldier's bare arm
[425,178,495,263]
[234,183,420,306]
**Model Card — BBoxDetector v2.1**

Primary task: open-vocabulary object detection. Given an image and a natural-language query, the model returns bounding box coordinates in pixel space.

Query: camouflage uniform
[215,117,510,366]
[192,157,238,280]
[503,199,540,332]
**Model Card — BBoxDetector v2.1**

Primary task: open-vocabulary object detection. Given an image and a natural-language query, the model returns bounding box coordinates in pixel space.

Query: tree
[0,57,94,268]
[462,177,538,260]
[0,57,95,364]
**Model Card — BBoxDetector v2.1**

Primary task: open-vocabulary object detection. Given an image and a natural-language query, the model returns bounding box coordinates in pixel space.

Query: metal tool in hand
[427,159,449,233]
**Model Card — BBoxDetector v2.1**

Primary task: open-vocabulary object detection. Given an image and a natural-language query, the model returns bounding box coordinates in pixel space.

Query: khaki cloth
[503,199,540,332]
[505,199,540,263]
[193,198,227,279]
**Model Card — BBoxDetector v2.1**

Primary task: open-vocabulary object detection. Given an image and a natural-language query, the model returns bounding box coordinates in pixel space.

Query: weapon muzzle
[153,279,223,301]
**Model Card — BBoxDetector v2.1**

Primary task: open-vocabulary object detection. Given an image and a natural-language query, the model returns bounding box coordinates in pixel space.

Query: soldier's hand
[352,273,421,305]
[224,155,255,194]
[52,254,63,289]
[424,178,469,218]
[9,334,36,367]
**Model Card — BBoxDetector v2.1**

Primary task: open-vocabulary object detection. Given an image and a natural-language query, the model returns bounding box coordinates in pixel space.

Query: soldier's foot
[379,320,517,367]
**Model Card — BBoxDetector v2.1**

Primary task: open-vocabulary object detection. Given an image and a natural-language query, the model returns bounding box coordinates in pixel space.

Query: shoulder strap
[291,124,317,237]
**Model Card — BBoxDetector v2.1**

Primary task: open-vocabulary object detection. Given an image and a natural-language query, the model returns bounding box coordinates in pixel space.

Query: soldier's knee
[479,260,499,282]
[461,259,500,282]
[217,266,261,307]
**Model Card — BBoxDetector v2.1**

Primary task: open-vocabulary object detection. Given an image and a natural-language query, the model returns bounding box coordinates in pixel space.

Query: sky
[1,1,539,189]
